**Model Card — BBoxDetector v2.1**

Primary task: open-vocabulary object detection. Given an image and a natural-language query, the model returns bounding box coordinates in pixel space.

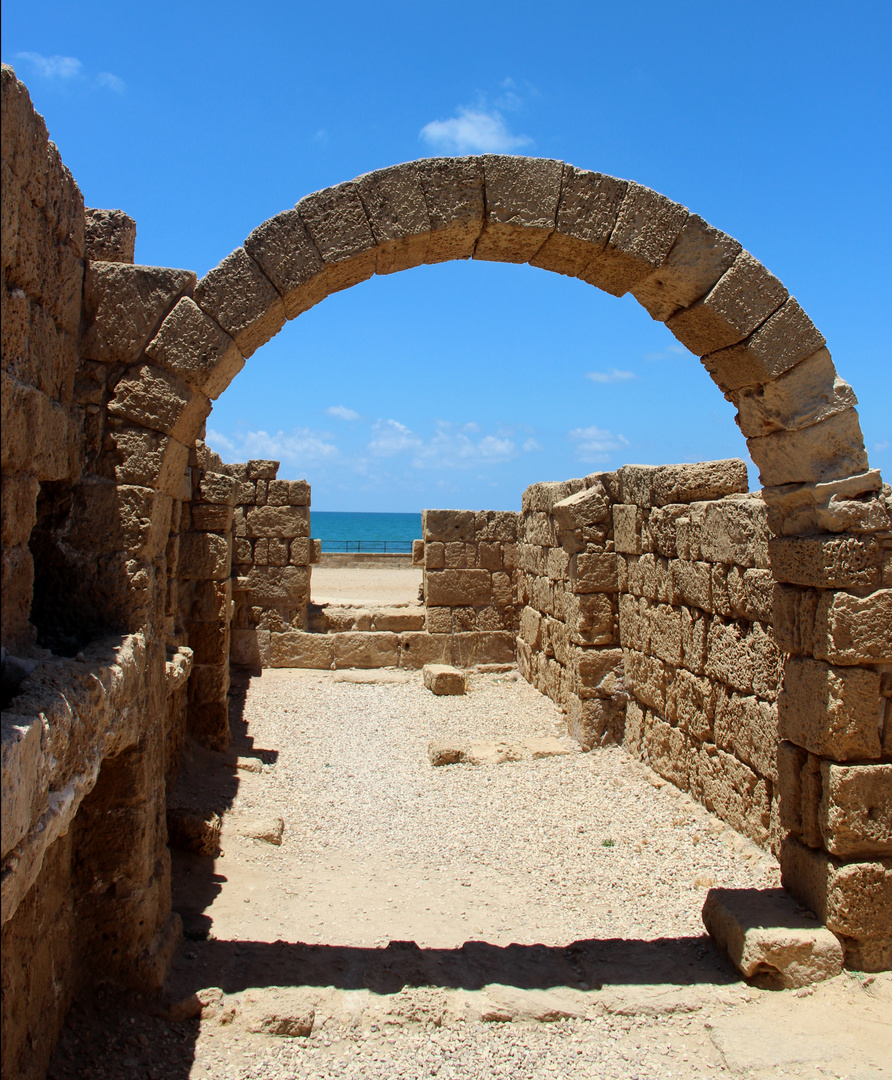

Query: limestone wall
[228,459,313,668]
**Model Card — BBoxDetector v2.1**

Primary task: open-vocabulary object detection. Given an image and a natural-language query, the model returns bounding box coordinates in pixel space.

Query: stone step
[306,603,426,634]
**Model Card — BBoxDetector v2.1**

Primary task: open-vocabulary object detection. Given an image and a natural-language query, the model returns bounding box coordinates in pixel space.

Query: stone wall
[228,459,313,668]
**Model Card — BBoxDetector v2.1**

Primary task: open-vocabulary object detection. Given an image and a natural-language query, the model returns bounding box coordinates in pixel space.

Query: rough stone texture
[81,263,196,365]
[243,208,327,319]
[84,207,136,263]
[415,156,485,263]
[701,887,844,988]
[474,155,562,263]
[423,664,467,695]
[666,251,788,357]
[296,180,377,294]
[747,406,870,488]
[145,296,245,400]
[778,659,883,760]
[813,588,892,665]
[583,182,689,297]
[356,162,431,274]
[193,247,285,359]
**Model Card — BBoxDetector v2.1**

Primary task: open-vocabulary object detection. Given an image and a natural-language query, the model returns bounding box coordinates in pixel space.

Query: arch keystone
[414,156,484,263]
[193,247,285,359]
[474,155,563,263]
[355,163,431,274]
[244,209,327,319]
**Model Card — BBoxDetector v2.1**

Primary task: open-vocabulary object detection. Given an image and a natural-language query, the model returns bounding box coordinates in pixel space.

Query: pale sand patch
[310,565,423,606]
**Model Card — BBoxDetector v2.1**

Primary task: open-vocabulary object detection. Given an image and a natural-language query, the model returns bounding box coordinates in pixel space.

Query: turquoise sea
[311,511,422,553]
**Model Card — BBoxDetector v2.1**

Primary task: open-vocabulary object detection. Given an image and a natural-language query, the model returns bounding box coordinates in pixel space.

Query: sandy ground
[309,566,423,606]
[48,667,892,1080]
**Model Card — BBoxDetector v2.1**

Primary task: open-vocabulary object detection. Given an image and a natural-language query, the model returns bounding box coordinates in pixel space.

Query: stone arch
[92,156,889,969]
[112,155,880,541]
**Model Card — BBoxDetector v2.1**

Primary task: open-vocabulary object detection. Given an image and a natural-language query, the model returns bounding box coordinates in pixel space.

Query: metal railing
[318,539,416,554]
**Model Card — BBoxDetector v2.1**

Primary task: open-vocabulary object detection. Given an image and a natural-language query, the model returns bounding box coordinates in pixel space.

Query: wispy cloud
[645,344,688,362]
[326,405,360,421]
[206,427,338,469]
[523,438,542,452]
[875,440,889,452]
[420,108,531,154]
[15,51,125,92]
[586,368,637,384]
[569,425,630,463]
[368,419,423,457]
[96,72,125,94]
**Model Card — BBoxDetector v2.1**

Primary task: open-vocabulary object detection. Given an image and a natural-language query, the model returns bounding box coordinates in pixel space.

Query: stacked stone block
[228,459,312,668]
[421,509,520,665]
[176,442,234,751]
[515,474,624,747]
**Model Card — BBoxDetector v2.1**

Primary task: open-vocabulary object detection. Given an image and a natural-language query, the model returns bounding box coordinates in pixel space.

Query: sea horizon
[310,510,422,554]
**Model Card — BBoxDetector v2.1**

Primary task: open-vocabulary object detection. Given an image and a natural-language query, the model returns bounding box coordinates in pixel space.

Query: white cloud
[420,107,532,154]
[586,368,637,384]
[326,405,360,421]
[569,425,630,463]
[368,419,423,457]
[875,440,890,452]
[15,52,125,91]
[523,438,542,453]
[205,427,338,468]
[15,52,83,79]
[96,72,125,93]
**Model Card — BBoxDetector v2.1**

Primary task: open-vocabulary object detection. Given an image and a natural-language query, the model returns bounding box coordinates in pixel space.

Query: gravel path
[48,668,892,1080]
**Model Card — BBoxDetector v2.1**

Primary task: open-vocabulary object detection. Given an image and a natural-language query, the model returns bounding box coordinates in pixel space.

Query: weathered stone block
[356,162,431,274]
[564,591,616,645]
[747,407,869,489]
[569,552,617,594]
[84,207,136,263]
[699,744,771,846]
[769,533,879,589]
[705,619,754,694]
[269,631,332,669]
[779,658,882,760]
[449,631,516,667]
[245,505,309,539]
[819,763,892,857]
[530,166,626,277]
[566,693,624,748]
[107,362,210,443]
[574,647,623,699]
[1,712,46,860]
[733,346,856,439]
[81,263,196,364]
[665,669,715,740]
[670,559,712,611]
[780,838,892,943]
[813,588,892,665]
[0,474,39,547]
[702,887,843,989]
[244,566,309,607]
[246,459,278,480]
[425,569,491,607]
[666,251,788,356]
[397,631,452,669]
[423,663,467,695]
[144,296,245,400]
[646,603,683,665]
[474,155,563,263]
[243,208,327,319]
[414,156,485,263]
[193,247,285,359]
[699,495,768,569]
[296,180,377,293]
[423,509,476,542]
[189,504,233,532]
[613,504,642,555]
[645,715,690,789]
[330,632,400,669]
[178,532,231,581]
[583,182,688,297]
[714,686,777,778]
[631,213,741,322]
[624,648,666,712]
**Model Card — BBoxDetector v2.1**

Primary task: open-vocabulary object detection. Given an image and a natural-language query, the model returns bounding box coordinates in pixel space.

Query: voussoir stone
[144,296,245,400]
[703,297,826,392]
[631,213,741,322]
[584,182,688,298]
[733,347,857,438]
[474,155,563,263]
[296,180,377,293]
[423,663,467,695]
[244,209,327,319]
[193,246,285,359]
[702,887,843,989]
[355,162,431,274]
[746,407,869,488]
[415,156,485,263]
[531,166,627,278]
[107,362,211,444]
[666,251,788,356]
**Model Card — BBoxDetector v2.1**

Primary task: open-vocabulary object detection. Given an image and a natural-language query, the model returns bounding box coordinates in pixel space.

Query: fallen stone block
[227,814,284,846]
[428,737,575,766]
[423,664,467,695]
[702,887,844,988]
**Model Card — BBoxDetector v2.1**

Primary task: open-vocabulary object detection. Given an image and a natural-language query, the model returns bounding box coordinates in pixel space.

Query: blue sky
[4,1,890,512]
